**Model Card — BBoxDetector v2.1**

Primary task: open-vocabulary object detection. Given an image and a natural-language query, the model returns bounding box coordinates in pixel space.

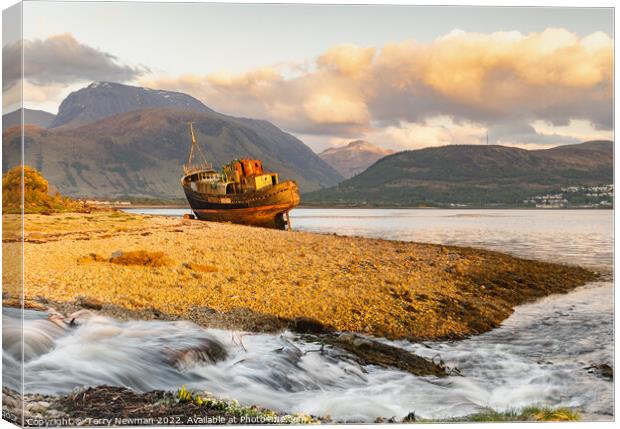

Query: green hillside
[303,141,613,207]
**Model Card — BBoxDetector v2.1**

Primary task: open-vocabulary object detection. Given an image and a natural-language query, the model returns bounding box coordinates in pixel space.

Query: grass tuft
[524,406,581,421]
[437,406,582,423]
[175,386,319,424]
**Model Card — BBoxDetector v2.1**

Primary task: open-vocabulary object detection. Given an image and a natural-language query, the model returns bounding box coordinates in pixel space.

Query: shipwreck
[181,123,300,229]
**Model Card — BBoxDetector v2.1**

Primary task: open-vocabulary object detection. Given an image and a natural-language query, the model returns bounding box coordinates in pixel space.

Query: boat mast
[190,122,197,145]
[184,122,211,174]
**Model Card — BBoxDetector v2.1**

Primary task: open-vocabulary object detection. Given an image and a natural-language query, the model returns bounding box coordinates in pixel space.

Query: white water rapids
[3,209,613,421]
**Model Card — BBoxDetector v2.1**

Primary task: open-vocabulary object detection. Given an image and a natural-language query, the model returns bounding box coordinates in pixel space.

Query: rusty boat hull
[182,180,300,229]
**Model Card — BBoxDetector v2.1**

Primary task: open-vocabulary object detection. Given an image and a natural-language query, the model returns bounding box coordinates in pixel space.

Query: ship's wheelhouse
[185,170,220,192]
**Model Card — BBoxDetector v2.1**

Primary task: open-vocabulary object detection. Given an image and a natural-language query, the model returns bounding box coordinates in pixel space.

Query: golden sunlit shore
[3,211,597,340]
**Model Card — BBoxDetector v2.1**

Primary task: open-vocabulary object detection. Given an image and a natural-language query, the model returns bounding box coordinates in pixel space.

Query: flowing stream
[3,209,613,421]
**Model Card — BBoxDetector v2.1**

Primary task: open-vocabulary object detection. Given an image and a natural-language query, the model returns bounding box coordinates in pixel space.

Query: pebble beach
[4,210,597,340]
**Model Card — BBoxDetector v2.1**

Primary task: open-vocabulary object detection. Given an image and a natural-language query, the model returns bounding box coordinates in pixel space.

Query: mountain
[3,82,343,198]
[50,82,216,128]
[2,108,56,131]
[3,107,342,198]
[303,141,613,207]
[319,140,394,178]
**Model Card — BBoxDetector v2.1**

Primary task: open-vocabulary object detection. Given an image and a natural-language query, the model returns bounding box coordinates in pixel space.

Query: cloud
[487,119,580,147]
[369,28,613,130]
[303,92,370,125]
[3,80,67,111]
[145,68,371,136]
[142,27,612,149]
[2,40,22,91]
[317,44,375,78]
[374,115,611,152]
[360,116,487,151]
[2,33,149,91]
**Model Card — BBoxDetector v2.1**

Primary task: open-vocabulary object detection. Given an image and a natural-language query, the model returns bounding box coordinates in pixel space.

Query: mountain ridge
[50,82,214,128]
[304,140,613,207]
[319,140,394,178]
[3,82,343,198]
[2,108,56,131]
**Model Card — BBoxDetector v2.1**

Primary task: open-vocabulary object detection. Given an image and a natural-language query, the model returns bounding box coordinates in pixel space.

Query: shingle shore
[3,211,597,340]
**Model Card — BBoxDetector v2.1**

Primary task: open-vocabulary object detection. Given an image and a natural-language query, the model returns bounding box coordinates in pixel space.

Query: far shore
[115,204,189,209]
[296,204,614,210]
[115,204,613,211]
[3,211,599,340]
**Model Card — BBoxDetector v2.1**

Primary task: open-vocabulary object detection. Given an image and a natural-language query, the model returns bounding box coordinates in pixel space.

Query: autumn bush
[2,165,89,214]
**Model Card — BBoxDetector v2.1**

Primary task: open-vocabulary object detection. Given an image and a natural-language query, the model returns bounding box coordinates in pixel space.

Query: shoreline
[113,204,189,209]
[4,211,599,341]
[3,211,605,424]
[297,205,614,210]
[117,204,613,210]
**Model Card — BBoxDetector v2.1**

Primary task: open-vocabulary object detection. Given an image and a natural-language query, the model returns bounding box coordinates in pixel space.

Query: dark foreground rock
[4,386,321,426]
[321,333,450,377]
[165,338,229,369]
[586,363,613,380]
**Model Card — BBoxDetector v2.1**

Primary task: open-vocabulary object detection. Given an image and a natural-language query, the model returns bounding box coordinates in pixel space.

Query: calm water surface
[126,208,612,269]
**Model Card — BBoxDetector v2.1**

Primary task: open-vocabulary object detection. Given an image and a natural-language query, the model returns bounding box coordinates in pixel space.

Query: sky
[2,1,614,152]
